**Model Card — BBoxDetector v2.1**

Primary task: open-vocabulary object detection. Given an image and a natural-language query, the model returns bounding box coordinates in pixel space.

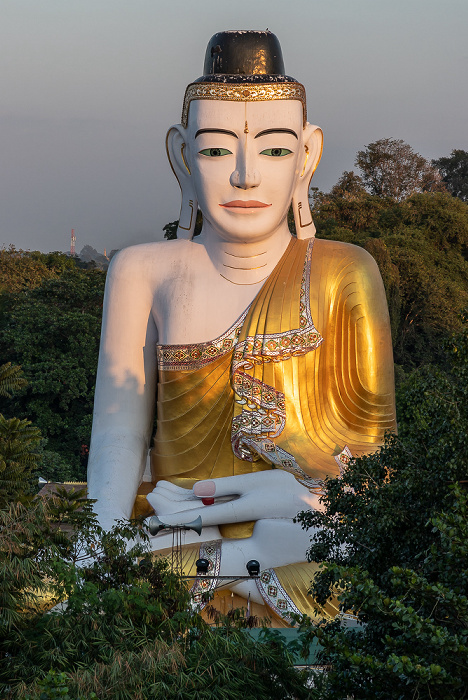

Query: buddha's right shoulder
[107,240,194,283]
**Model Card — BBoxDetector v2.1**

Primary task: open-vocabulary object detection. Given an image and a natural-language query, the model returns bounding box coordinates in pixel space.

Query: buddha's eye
[199,148,232,157]
[260,148,292,157]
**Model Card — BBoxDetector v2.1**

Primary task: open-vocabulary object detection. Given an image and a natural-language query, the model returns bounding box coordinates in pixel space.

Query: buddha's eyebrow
[195,128,238,139]
[254,128,298,139]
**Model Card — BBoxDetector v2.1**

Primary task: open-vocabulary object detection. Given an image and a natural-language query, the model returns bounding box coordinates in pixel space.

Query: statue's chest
[153,268,260,346]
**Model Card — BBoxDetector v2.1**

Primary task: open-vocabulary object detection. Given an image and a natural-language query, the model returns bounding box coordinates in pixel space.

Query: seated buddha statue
[87,30,396,625]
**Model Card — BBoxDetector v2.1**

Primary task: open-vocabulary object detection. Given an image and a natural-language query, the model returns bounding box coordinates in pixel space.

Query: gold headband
[181,81,307,128]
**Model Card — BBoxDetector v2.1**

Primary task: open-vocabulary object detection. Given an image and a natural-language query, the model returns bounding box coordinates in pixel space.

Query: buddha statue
[87,31,396,625]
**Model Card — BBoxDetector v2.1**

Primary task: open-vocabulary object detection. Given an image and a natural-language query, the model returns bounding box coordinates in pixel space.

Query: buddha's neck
[200,222,292,286]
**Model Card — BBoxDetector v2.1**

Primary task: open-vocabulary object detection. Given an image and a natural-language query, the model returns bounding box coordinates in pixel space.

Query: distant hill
[78,245,119,269]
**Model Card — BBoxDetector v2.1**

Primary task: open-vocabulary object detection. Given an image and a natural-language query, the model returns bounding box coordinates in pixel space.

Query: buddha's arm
[311,240,396,457]
[87,247,158,529]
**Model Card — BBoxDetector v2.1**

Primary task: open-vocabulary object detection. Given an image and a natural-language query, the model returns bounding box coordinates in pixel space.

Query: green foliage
[162,219,179,240]
[25,669,98,700]
[0,362,28,398]
[1,500,65,639]
[0,247,77,298]
[296,315,468,699]
[433,148,468,202]
[1,495,310,700]
[0,361,43,504]
[0,488,93,645]
[0,268,106,478]
[37,449,76,483]
[300,488,468,699]
[0,415,42,506]
[328,170,367,200]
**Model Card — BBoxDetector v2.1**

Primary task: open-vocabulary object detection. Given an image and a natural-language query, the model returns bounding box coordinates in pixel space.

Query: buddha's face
[185,99,306,242]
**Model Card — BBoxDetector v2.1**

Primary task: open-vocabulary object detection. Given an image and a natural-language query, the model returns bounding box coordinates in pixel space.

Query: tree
[0,247,76,295]
[0,269,106,479]
[328,170,367,200]
[299,487,468,700]
[296,314,468,698]
[433,149,468,202]
[355,138,445,201]
[163,219,179,240]
[0,416,41,507]
[0,362,41,505]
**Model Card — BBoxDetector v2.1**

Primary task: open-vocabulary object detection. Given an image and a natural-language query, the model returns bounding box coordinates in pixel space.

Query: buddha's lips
[220,200,271,208]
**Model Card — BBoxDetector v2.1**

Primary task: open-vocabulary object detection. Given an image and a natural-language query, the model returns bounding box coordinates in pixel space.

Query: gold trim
[225,251,267,258]
[223,263,267,270]
[182,82,307,128]
[219,272,269,285]
[165,128,182,194]
[309,131,323,182]
[181,144,191,174]
[300,145,309,178]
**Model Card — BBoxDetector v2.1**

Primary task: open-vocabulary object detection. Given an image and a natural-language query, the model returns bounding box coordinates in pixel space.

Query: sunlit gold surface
[274,561,340,619]
[300,145,309,178]
[151,348,270,486]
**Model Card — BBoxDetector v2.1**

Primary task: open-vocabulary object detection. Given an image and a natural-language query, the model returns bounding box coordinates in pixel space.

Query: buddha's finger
[193,469,295,499]
[146,490,201,514]
[155,480,192,495]
[152,483,197,502]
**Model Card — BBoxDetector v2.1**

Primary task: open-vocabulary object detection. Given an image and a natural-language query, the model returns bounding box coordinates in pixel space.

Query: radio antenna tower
[70,229,76,256]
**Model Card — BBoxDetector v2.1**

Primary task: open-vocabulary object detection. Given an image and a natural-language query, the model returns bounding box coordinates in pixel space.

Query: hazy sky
[1,0,467,254]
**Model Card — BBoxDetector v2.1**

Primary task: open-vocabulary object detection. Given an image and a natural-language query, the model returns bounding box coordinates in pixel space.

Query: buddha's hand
[146,470,323,527]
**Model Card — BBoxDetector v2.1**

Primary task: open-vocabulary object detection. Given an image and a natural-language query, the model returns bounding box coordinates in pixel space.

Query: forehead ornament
[182,82,306,128]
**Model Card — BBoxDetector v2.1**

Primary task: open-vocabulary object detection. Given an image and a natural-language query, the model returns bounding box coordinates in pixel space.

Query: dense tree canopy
[433,148,468,202]
[355,138,445,200]
[0,363,41,507]
[0,248,78,295]
[0,416,41,508]
[1,493,311,699]
[0,252,106,480]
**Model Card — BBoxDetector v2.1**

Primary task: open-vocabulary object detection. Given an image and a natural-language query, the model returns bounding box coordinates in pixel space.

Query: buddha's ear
[292,124,323,239]
[166,125,198,240]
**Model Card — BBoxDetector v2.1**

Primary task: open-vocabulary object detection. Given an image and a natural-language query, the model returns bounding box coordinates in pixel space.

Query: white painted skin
[87,100,324,587]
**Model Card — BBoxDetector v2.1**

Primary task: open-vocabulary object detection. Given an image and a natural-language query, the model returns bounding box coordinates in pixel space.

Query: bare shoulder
[107,240,196,287]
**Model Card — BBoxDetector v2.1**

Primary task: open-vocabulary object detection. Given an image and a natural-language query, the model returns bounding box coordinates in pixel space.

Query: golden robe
[144,237,396,623]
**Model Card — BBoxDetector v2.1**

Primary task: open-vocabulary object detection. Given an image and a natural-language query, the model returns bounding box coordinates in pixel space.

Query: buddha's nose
[230,165,261,189]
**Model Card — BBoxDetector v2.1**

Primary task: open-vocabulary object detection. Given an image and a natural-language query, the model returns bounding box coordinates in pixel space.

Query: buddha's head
[167,31,323,242]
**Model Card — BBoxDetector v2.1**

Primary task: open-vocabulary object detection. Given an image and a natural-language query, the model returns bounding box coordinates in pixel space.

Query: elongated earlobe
[292,126,323,239]
[166,126,198,240]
